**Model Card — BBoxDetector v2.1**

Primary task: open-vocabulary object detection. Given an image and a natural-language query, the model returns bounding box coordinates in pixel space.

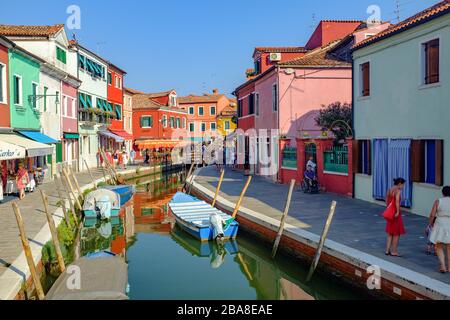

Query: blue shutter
[425,140,436,184]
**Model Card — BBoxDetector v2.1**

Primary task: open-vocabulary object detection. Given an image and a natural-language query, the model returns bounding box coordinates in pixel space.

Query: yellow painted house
[217,100,237,137]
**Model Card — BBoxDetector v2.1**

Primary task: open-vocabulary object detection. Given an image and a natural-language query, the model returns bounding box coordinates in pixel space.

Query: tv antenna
[394,0,401,22]
[310,13,317,29]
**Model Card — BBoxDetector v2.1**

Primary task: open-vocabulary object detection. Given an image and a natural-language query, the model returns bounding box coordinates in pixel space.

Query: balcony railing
[282,147,297,169]
[323,145,348,174]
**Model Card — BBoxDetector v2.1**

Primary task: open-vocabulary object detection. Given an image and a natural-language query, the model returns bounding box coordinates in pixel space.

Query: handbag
[383,200,396,220]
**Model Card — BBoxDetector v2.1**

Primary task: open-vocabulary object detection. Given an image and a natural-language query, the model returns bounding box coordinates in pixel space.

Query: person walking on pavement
[385,178,406,257]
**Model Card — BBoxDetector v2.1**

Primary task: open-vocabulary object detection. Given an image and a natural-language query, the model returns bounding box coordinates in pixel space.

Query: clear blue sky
[0,0,439,96]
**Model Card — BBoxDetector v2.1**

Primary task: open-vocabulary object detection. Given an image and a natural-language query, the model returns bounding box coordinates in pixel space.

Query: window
[189,106,194,115]
[412,139,443,186]
[31,82,38,109]
[364,33,375,39]
[360,62,370,97]
[55,91,59,113]
[176,117,181,129]
[210,122,216,131]
[201,123,206,132]
[255,92,260,116]
[108,72,112,85]
[353,140,371,175]
[118,77,122,89]
[170,95,177,106]
[210,106,216,116]
[254,59,261,75]
[170,116,175,128]
[225,121,230,130]
[13,75,22,105]
[0,63,6,103]
[422,39,439,85]
[56,46,67,64]
[115,76,119,88]
[162,115,168,128]
[115,104,122,120]
[43,86,48,111]
[189,123,195,132]
[237,99,242,117]
[199,106,204,116]
[249,93,255,115]
[182,117,186,129]
[272,84,278,112]
[140,116,153,128]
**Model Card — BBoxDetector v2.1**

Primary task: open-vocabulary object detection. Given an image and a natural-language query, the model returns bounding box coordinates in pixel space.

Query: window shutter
[435,139,443,186]
[429,39,439,84]
[362,62,370,96]
[411,140,425,183]
[352,140,361,174]
[366,140,372,175]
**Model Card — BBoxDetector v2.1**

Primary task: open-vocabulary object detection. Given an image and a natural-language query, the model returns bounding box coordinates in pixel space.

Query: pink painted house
[234,21,391,195]
[61,77,81,165]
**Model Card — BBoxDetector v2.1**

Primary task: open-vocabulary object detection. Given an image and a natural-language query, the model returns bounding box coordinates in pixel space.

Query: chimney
[212,89,219,95]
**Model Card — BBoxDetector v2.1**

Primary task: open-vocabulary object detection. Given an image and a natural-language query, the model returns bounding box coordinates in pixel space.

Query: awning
[18,130,59,144]
[136,140,189,149]
[98,130,124,143]
[109,130,133,141]
[1,134,53,157]
[64,132,80,139]
[0,138,26,160]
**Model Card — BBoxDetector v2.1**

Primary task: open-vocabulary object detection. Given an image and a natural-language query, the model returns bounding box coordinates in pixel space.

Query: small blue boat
[101,185,135,206]
[168,192,239,242]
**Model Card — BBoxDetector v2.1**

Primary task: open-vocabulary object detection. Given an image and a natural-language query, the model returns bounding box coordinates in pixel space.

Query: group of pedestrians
[97,148,136,170]
[384,178,450,273]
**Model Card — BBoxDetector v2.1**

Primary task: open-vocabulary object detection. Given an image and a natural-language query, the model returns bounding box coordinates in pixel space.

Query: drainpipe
[276,66,281,183]
[351,55,356,199]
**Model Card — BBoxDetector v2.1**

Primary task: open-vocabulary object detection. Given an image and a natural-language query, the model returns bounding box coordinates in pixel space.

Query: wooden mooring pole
[212,169,225,207]
[231,175,252,219]
[53,174,71,228]
[67,166,84,201]
[62,168,82,210]
[306,200,337,282]
[83,159,97,190]
[39,190,66,273]
[11,203,45,300]
[183,163,195,192]
[271,179,296,259]
[60,175,77,222]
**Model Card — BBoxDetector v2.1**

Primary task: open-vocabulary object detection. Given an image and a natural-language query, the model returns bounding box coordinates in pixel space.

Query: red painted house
[131,90,188,155]
[0,35,12,129]
[305,20,362,50]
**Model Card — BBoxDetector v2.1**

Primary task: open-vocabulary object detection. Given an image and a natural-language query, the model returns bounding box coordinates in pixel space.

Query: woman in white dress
[428,186,450,273]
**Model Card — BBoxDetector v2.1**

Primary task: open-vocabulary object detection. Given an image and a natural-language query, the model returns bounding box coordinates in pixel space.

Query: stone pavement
[0,164,141,280]
[194,166,450,285]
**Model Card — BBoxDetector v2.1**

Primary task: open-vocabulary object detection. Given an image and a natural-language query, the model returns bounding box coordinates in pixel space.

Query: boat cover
[83,189,120,217]
[45,256,128,300]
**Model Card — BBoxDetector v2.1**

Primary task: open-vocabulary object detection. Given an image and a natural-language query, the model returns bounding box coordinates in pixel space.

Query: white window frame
[271,84,278,112]
[210,105,216,116]
[13,74,23,106]
[63,95,68,117]
[182,117,186,129]
[198,106,204,116]
[115,75,119,88]
[0,62,7,104]
[189,122,195,132]
[189,106,194,115]
[141,116,153,128]
[364,33,375,39]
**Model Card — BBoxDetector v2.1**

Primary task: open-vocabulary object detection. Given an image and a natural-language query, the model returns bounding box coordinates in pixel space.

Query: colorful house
[233,20,389,195]
[0,24,82,172]
[217,99,237,137]
[123,87,135,154]
[352,1,450,216]
[0,36,11,129]
[178,89,232,142]
[131,90,188,155]
[105,62,131,152]
[69,41,109,169]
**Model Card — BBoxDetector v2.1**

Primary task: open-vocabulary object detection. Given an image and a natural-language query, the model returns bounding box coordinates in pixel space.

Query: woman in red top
[385,178,406,257]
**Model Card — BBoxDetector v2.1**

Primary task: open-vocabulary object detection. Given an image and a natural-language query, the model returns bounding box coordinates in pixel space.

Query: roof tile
[0,24,65,37]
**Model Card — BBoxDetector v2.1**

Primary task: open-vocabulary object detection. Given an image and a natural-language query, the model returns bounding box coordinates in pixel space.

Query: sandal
[390,253,403,257]
[385,252,391,256]
[439,269,447,274]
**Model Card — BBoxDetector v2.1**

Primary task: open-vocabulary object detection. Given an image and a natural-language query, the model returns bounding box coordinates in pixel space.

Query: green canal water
[80,171,366,300]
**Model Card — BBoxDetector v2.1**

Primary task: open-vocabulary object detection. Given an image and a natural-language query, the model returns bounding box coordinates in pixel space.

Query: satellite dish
[284,68,295,75]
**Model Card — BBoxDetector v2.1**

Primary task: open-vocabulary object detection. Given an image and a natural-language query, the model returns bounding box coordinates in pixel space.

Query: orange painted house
[178,89,232,142]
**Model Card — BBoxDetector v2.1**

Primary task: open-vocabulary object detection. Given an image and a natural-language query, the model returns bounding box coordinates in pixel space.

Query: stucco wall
[353,14,450,216]
[39,71,61,141]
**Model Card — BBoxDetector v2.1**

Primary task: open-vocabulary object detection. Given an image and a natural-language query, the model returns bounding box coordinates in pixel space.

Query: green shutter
[97,98,103,110]
[150,116,153,127]
[55,142,63,163]
[86,95,92,108]
[115,105,122,120]
[79,93,87,109]
[43,87,48,111]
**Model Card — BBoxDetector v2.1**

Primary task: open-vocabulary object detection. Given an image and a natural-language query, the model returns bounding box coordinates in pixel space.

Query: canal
[79,170,366,300]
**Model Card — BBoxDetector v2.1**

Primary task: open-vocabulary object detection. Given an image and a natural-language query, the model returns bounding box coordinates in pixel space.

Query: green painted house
[8,46,43,130]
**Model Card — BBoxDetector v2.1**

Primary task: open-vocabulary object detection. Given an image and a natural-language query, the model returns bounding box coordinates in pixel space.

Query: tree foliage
[315,102,352,142]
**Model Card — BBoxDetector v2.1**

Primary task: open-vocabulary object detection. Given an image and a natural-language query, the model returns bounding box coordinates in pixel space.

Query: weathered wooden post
[60,176,77,221]
[67,166,84,201]
[231,175,252,219]
[53,174,71,228]
[212,169,225,207]
[11,203,45,300]
[39,190,66,273]
[62,168,82,210]
[271,179,296,259]
[236,252,253,281]
[306,200,337,282]
[186,163,198,195]
[83,159,97,190]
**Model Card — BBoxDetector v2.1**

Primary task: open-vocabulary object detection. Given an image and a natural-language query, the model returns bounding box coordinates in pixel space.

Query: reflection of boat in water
[168,192,239,242]
[45,254,128,300]
[171,224,239,258]
[100,185,135,206]
[83,189,121,220]
[80,219,125,257]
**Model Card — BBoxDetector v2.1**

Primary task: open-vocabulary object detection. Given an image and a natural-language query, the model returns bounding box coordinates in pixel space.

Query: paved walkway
[0,164,141,279]
[194,166,449,285]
